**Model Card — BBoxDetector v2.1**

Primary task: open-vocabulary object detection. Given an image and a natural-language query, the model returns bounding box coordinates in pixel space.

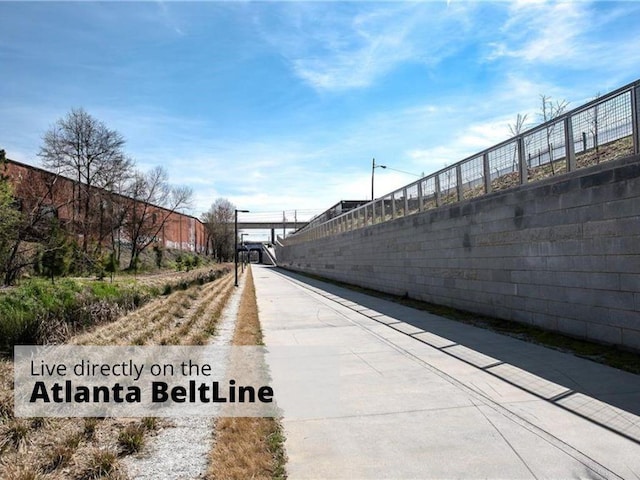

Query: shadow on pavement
[266,266,640,445]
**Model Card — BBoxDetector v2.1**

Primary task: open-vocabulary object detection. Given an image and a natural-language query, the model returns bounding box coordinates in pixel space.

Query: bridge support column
[271,228,275,244]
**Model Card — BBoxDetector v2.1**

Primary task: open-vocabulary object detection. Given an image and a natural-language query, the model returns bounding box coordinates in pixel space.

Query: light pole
[371,158,387,200]
[240,233,248,272]
[235,209,249,287]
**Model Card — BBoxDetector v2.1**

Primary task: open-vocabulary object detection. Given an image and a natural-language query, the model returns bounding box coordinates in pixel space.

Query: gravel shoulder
[122,273,245,479]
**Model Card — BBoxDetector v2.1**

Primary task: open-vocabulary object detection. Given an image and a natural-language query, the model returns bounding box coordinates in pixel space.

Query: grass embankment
[0,265,231,356]
[207,266,287,480]
[0,265,236,479]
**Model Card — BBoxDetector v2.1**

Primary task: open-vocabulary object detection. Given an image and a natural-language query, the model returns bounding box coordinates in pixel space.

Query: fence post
[633,84,640,155]
[403,188,409,217]
[517,137,527,184]
[435,175,441,207]
[391,195,397,219]
[455,164,462,201]
[483,152,491,194]
[564,116,576,172]
[417,179,424,212]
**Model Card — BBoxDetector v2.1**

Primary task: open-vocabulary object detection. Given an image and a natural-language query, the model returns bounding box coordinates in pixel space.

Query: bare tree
[587,92,615,161]
[508,113,529,138]
[0,152,74,284]
[124,166,193,270]
[0,150,22,284]
[38,108,132,256]
[508,113,531,170]
[202,198,236,262]
[539,95,569,174]
[106,177,131,266]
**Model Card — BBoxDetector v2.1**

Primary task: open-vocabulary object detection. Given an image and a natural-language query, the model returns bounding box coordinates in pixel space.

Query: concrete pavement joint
[282,403,495,423]
[351,351,385,376]
[471,399,541,480]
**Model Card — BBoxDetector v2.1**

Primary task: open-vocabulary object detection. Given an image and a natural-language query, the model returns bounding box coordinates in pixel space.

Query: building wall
[277,155,640,351]
[2,159,207,253]
[162,213,208,253]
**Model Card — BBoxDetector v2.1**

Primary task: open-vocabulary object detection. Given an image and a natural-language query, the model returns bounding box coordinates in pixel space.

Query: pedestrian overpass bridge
[235,221,309,244]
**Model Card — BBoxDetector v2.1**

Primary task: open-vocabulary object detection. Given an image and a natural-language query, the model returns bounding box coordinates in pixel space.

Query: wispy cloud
[259,2,476,92]
[154,1,186,36]
[487,1,589,63]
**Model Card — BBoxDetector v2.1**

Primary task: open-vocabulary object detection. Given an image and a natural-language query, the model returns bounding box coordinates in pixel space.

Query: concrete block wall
[277,155,640,351]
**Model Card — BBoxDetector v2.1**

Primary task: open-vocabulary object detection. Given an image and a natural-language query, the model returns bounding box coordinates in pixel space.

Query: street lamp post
[371,158,387,200]
[235,209,249,287]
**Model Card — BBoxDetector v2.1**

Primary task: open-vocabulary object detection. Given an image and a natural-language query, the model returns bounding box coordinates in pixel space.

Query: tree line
[0,108,237,285]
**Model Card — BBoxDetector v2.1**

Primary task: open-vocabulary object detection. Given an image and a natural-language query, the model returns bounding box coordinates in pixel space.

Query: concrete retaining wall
[277,155,640,351]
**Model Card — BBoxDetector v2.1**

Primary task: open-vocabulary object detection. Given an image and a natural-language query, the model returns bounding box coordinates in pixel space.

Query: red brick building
[2,158,208,254]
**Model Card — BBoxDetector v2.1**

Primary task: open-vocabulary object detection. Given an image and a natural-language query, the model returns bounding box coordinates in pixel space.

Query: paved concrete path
[253,265,640,480]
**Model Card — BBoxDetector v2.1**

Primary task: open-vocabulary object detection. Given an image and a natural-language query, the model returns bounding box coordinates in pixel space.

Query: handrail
[284,79,640,246]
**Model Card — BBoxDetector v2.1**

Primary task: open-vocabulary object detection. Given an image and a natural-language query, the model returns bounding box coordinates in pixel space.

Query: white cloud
[488,1,589,64]
[260,2,476,92]
[408,116,511,169]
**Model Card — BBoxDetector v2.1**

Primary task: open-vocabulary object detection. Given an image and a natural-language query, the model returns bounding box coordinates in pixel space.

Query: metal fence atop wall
[284,79,640,246]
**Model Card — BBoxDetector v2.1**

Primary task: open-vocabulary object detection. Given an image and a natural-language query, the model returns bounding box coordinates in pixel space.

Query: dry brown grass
[208,417,285,480]
[70,270,235,347]
[206,266,287,480]
[232,269,264,347]
[0,463,46,480]
[0,268,238,479]
[73,446,124,480]
[86,264,231,292]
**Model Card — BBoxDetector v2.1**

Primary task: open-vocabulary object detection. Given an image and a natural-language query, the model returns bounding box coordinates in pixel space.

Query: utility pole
[372,158,387,200]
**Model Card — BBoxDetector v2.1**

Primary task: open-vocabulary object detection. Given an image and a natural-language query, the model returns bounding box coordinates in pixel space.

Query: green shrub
[0,266,231,355]
[0,279,151,354]
[184,255,193,271]
[153,245,164,269]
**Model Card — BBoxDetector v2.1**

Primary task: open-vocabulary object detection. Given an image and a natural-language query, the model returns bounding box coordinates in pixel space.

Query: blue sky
[1,1,639,230]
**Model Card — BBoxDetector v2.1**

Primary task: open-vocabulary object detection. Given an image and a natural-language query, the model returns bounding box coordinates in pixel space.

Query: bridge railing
[283,79,640,246]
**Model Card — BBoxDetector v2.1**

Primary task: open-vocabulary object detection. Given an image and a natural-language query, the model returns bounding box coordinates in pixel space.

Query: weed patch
[42,442,75,472]
[76,447,122,480]
[117,423,145,455]
[0,419,30,452]
[0,463,44,480]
